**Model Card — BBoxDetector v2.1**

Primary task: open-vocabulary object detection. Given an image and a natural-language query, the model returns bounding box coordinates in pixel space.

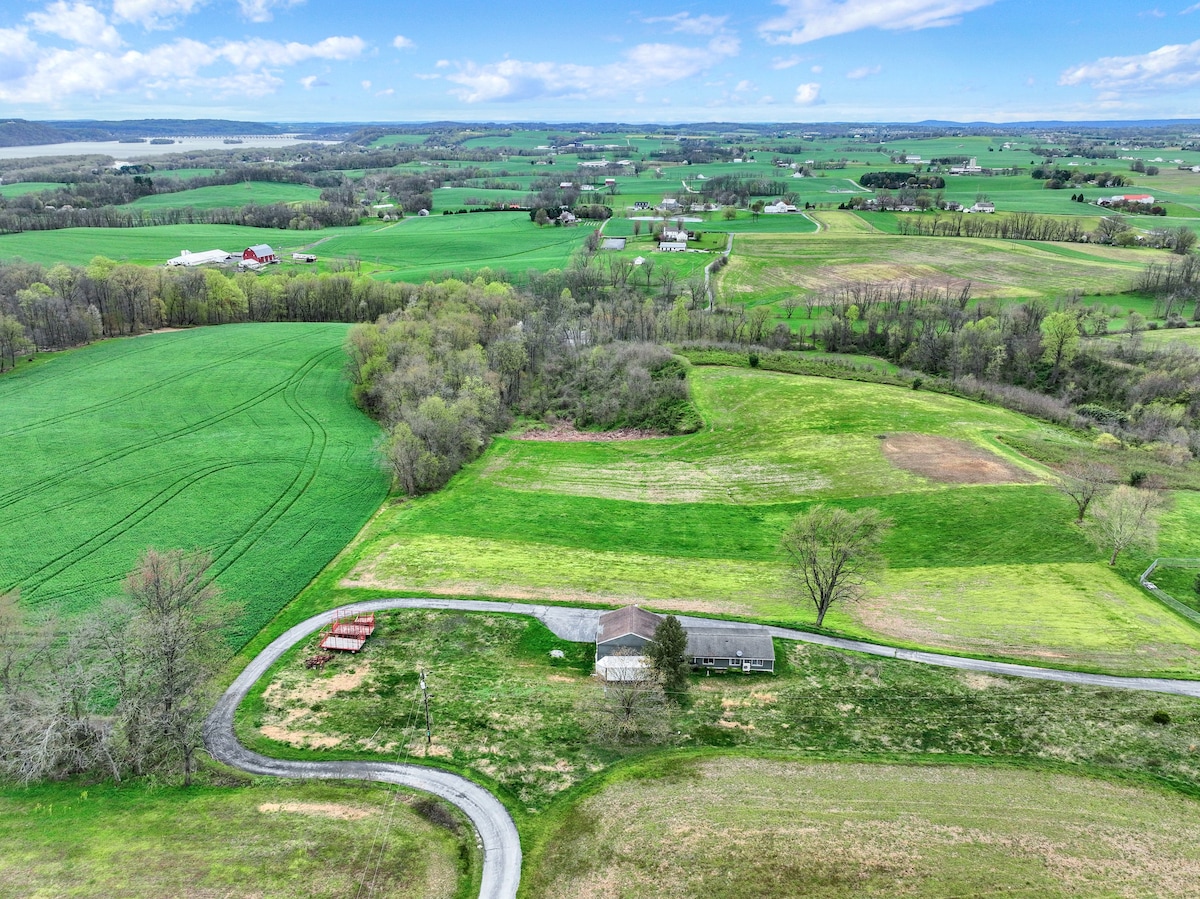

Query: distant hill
[0,119,311,148]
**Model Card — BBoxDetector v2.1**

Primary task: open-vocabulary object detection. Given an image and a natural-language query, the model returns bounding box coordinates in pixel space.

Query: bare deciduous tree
[1057,460,1117,523]
[1087,485,1164,566]
[585,650,670,744]
[781,505,892,627]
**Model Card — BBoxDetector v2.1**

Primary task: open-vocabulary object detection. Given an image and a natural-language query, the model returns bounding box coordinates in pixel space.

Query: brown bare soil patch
[514,422,666,442]
[259,725,343,749]
[881,433,1036,485]
[258,801,375,820]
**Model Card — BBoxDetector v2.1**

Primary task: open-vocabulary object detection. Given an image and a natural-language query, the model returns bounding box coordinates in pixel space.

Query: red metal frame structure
[319,610,377,653]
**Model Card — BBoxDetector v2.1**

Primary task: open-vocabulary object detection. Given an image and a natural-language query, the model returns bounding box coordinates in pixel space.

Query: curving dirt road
[205,596,1200,899]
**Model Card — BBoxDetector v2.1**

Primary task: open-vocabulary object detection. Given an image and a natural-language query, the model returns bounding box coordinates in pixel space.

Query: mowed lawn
[317,212,591,280]
[0,779,467,899]
[526,757,1200,899]
[0,323,386,644]
[334,366,1200,675]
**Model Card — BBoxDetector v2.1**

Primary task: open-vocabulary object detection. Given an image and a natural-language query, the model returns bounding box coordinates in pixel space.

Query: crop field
[0,223,355,266]
[527,756,1200,899]
[0,323,386,643]
[0,779,469,898]
[316,212,591,281]
[331,366,1200,675]
[129,180,323,210]
[718,230,1144,311]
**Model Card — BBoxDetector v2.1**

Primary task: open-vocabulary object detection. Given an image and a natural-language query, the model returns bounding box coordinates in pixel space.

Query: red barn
[243,244,278,264]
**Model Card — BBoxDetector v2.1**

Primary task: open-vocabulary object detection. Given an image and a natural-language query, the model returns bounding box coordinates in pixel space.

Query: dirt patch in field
[881,433,1036,485]
[259,726,343,749]
[258,801,375,820]
[514,422,667,442]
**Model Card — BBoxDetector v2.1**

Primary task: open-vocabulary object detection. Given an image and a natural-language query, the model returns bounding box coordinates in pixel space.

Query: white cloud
[1183,2,1200,12]
[375,87,394,96]
[214,36,365,69]
[0,32,364,104]
[27,2,121,49]
[445,37,739,103]
[795,81,821,104]
[772,55,803,69]
[299,74,318,89]
[846,63,881,78]
[393,34,414,49]
[414,72,441,80]
[761,0,998,45]
[642,13,729,35]
[1139,7,1166,16]
[1059,39,1200,92]
[811,64,823,73]
[238,0,303,23]
[111,0,206,28]
[361,79,371,90]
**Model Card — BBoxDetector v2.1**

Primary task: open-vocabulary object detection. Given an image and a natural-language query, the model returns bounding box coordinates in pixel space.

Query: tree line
[0,550,235,786]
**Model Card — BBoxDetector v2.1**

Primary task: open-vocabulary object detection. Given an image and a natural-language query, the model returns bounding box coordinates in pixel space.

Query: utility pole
[419,670,432,746]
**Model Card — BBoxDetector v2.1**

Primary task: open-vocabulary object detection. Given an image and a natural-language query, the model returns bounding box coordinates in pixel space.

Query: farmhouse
[764,200,798,214]
[595,606,776,679]
[661,229,689,241]
[167,249,234,267]
[1108,194,1154,205]
[243,244,278,265]
[969,200,996,213]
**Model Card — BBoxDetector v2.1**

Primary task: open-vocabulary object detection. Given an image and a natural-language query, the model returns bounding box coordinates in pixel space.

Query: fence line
[1139,559,1200,626]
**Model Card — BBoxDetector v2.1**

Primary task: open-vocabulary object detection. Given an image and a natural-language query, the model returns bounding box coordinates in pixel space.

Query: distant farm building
[661,229,689,241]
[292,252,317,263]
[764,200,798,214]
[167,249,234,267]
[1102,194,1154,205]
[243,244,278,265]
[658,241,687,252]
[601,237,626,250]
[968,200,996,213]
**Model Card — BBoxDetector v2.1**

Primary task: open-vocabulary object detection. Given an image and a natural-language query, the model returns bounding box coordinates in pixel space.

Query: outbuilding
[167,249,234,267]
[243,244,278,265]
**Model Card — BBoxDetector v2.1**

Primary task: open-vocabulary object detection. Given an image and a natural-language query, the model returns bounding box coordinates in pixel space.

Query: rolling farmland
[0,323,386,644]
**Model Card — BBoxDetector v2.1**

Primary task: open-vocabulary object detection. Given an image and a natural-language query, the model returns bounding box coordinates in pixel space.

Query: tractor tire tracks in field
[209,597,1200,899]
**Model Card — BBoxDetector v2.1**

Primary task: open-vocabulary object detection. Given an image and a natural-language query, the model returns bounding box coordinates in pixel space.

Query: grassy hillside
[0,779,470,899]
[317,365,1200,676]
[526,756,1200,899]
[0,323,386,643]
[129,181,323,210]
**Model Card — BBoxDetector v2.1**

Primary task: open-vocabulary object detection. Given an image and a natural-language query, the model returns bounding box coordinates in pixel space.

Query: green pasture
[130,181,323,210]
[0,778,470,899]
[0,323,387,645]
[326,366,1200,675]
[370,133,433,147]
[718,229,1143,310]
[150,167,222,179]
[1139,325,1200,346]
[0,181,62,196]
[317,212,590,282]
[431,186,531,210]
[0,223,356,267]
[527,756,1200,899]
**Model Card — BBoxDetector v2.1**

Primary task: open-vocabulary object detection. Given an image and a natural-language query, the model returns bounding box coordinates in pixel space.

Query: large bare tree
[1087,486,1164,566]
[1057,460,1117,523]
[781,505,892,627]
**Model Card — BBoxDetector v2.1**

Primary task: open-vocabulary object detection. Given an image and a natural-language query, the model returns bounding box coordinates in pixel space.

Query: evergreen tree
[647,615,690,700]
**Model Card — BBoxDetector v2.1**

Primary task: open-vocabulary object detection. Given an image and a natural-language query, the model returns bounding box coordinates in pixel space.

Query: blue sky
[1,0,1199,123]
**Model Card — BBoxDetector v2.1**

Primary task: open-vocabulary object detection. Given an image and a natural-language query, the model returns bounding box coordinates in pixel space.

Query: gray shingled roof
[596,605,664,644]
[685,626,775,661]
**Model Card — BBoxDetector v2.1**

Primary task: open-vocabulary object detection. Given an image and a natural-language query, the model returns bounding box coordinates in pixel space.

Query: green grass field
[0,223,357,267]
[0,778,470,898]
[129,181,323,210]
[719,230,1143,310]
[318,365,1200,676]
[526,756,1200,898]
[0,181,63,196]
[317,213,591,281]
[0,323,387,644]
